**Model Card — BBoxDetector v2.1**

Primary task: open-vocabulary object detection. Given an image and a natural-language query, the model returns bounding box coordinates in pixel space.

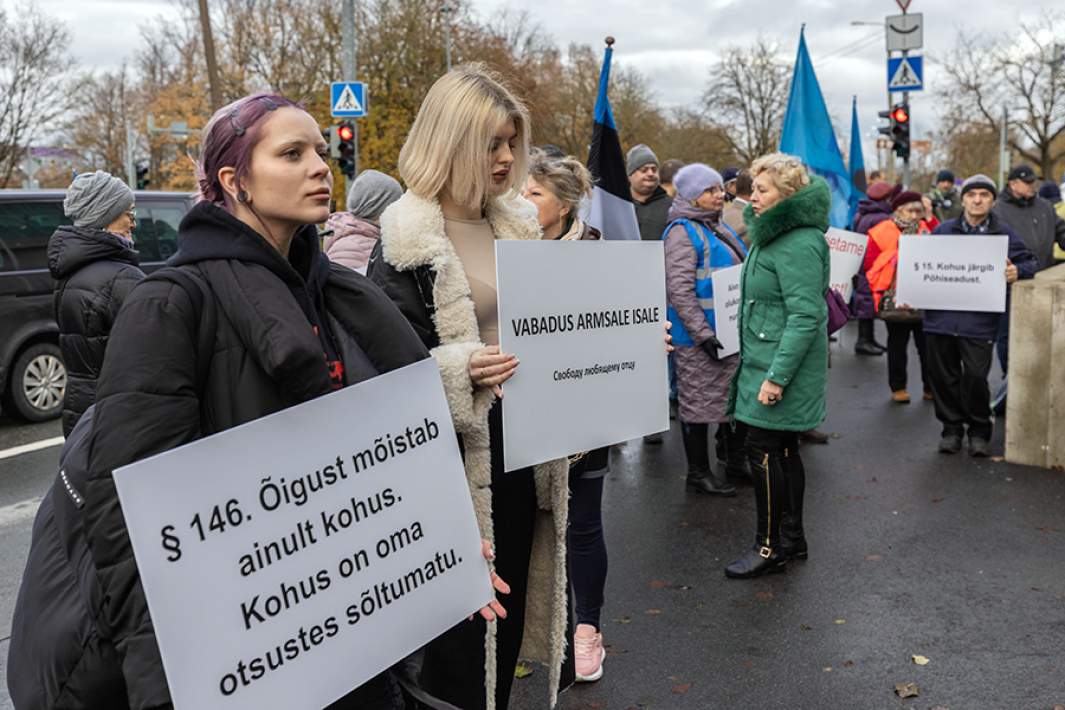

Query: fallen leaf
[842,660,855,668]
[931,497,944,504]
[1005,477,1013,482]
[991,456,1005,462]
[514,662,534,679]
[930,706,951,710]
[756,591,775,602]
[823,666,833,672]
[678,521,690,528]
[834,618,846,625]
[865,554,883,562]
[831,432,842,439]
[799,623,813,631]
[741,660,755,669]
[649,580,667,589]
[671,683,692,694]
[894,681,920,698]
[645,608,662,615]
[912,655,930,666]
[615,616,632,624]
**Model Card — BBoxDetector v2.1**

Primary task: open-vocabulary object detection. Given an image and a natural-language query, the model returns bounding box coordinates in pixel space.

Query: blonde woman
[369,67,572,710]
[724,153,830,579]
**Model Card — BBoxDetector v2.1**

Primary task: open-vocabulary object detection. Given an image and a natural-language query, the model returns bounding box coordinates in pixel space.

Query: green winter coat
[728,177,831,431]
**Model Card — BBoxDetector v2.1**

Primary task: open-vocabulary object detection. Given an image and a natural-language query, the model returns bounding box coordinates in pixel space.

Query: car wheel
[6,343,66,422]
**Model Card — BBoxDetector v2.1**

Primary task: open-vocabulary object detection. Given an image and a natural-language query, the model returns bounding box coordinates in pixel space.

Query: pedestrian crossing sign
[331,81,367,118]
[888,56,923,92]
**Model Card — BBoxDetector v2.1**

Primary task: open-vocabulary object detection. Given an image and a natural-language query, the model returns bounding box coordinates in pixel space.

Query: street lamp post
[441,4,454,72]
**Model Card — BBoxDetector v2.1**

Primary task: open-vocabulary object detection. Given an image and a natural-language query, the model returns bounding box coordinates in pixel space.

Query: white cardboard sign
[825,227,868,301]
[496,240,670,472]
[895,234,1009,312]
[113,359,492,710]
[710,264,743,357]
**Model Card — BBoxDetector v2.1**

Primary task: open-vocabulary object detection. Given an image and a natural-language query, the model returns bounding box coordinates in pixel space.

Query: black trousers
[416,402,573,710]
[744,426,805,548]
[886,321,928,392]
[925,333,994,441]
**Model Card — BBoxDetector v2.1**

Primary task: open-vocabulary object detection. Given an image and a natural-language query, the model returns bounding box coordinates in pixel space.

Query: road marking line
[0,497,42,527]
[0,436,64,462]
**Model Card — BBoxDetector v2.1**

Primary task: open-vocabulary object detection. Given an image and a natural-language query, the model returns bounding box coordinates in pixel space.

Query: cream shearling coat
[379,190,570,709]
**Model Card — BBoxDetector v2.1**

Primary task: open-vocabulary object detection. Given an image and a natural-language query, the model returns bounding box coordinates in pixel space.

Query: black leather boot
[683,423,736,496]
[725,437,787,578]
[719,422,750,483]
[778,444,808,560]
[855,319,886,356]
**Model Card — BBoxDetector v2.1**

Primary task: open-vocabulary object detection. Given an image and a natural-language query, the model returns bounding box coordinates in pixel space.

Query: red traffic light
[890,106,909,124]
[338,124,355,141]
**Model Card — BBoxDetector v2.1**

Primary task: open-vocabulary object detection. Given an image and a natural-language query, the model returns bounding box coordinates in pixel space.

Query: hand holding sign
[1005,259,1018,284]
[469,345,518,398]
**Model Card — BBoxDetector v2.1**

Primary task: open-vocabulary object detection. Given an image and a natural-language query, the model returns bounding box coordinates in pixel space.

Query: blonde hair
[528,149,594,213]
[398,64,530,208]
[749,152,810,198]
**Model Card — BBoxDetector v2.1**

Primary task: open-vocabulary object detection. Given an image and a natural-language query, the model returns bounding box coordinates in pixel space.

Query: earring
[237,189,248,203]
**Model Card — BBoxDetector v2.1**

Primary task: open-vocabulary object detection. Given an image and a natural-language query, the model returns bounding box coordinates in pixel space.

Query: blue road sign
[331,82,367,118]
[888,56,923,93]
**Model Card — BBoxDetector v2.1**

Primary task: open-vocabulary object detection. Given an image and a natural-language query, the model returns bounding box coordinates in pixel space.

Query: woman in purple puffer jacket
[324,169,403,273]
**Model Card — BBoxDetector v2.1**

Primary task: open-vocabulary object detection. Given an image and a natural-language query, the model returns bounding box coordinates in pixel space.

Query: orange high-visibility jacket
[865,218,931,311]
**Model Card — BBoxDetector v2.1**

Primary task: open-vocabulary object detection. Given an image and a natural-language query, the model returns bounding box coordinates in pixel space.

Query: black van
[0,190,193,422]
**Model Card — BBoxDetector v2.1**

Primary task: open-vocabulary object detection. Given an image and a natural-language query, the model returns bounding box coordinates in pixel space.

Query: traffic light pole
[901,49,911,188]
[341,0,359,179]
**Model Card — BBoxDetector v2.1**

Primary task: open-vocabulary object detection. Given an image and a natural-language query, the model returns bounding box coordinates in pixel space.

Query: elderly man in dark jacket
[628,143,672,442]
[49,171,145,436]
[993,165,1065,271]
[925,174,1038,457]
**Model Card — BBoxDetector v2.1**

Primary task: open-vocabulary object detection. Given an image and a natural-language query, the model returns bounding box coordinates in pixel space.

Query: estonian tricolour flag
[583,41,640,241]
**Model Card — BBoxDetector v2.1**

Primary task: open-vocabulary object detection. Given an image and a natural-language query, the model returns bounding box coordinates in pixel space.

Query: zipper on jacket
[762,453,771,548]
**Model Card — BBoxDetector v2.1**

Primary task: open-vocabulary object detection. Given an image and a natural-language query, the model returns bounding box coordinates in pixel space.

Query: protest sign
[825,227,868,301]
[113,358,492,710]
[710,264,743,357]
[895,234,1009,312]
[496,240,669,471]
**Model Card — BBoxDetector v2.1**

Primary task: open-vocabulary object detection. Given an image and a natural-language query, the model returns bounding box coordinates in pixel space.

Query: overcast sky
[15,0,1062,169]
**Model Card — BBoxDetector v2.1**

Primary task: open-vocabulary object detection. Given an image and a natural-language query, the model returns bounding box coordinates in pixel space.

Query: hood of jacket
[999,185,1037,208]
[170,201,330,293]
[323,212,380,251]
[47,225,139,279]
[855,197,890,220]
[638,185,671,206]
[744,177,831,248]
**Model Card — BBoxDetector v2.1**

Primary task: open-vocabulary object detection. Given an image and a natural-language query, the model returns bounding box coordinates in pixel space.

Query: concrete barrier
[1005,262,1065,468]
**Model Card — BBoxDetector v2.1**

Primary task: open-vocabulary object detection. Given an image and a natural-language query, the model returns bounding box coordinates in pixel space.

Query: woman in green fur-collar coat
[725,154,830,579]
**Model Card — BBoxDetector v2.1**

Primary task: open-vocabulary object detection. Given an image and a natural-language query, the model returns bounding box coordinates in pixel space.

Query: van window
[133,201,185,262]
[0,201,66,272]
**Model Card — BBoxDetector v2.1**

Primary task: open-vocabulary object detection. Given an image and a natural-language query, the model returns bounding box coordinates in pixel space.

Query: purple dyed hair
[197,93,305,206]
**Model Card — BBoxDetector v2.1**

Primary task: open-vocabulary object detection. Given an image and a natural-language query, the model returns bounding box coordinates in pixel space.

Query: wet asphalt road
[1,324,1063,709]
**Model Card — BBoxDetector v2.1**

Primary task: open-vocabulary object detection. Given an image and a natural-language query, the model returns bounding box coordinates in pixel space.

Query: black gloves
[701,335,724,361]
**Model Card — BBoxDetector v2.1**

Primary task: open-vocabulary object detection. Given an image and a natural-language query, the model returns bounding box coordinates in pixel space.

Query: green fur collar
[743,176,831,247]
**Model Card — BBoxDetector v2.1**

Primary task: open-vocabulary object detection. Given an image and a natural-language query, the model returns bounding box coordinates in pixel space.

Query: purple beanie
[674,163,723,203]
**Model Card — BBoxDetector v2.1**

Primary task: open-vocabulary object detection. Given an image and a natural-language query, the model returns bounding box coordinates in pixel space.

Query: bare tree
[68,67,135,176]
[0,4,72,186]
[938,14,1065,179]
[701,37,790,165]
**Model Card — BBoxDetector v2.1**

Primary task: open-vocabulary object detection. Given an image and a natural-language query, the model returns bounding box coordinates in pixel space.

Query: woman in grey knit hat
[323,169,403,273]
[47,170,144,434]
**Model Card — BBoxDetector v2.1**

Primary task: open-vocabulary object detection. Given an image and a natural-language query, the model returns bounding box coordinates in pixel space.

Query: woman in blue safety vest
[663,164,749,496]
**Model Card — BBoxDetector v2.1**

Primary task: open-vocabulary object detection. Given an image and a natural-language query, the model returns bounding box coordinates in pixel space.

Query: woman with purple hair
[8,93,507,710]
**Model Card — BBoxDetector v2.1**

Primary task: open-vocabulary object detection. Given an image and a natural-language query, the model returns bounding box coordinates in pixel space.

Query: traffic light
[890,103,911,160]
[337,122,355,179]
[322,126,340,160]
[135,164,150,190]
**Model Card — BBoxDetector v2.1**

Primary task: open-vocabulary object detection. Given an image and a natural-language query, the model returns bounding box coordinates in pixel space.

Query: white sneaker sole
[575,647,606,683]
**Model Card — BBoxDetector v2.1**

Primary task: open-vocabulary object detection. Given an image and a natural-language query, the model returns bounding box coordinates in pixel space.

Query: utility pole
[442,4,454,72]
[998,105,1009,189]
[125,123,136,190]
[197,0,223,112]
[341,0,358,178]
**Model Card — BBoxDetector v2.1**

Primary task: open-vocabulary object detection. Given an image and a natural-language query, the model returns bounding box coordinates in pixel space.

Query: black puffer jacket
[47,226,145,436]
[8,202,428,710]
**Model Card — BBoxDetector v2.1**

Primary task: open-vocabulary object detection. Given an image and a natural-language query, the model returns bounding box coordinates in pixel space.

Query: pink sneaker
[573,623,605,682]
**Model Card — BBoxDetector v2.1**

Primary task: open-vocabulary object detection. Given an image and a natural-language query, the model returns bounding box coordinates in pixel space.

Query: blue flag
[779,27,853,228]
[584,43,640,241]
[848,96,867,225]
